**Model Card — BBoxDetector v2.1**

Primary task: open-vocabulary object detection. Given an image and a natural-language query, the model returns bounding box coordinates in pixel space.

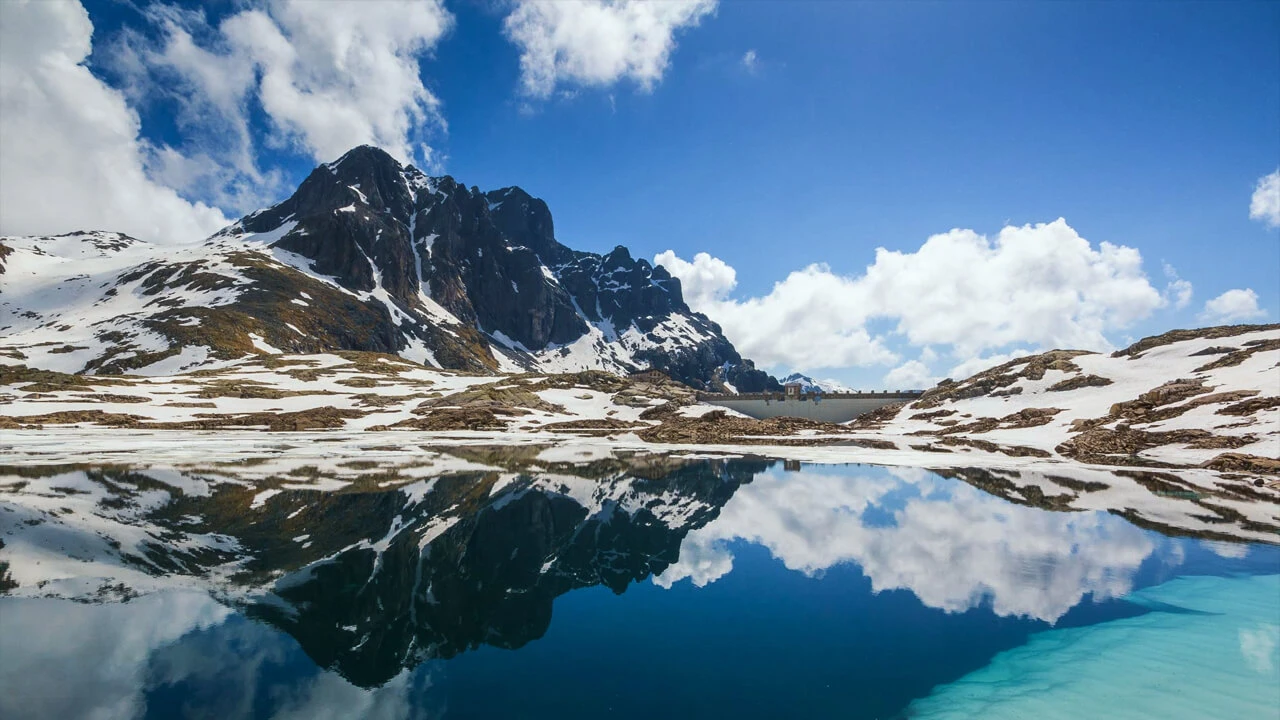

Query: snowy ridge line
[3,144,779,391]
[0,327,1276,488]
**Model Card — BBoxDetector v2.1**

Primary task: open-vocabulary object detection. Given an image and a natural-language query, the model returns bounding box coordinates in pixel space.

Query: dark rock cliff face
[232,145,778,391]
[244,458,772,687]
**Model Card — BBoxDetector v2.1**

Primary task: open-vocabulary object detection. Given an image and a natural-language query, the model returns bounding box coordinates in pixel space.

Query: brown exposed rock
[1185,434,1258,450]
[912,350,1092,409]
[1105,378,1211,424]
[638,403,679,421]
[1189,345,1238,356]
[417,382,563,415]
[909,444,953,453]
[909,409,956,421]
[1056,425,1215,466]
[72,393,151,404]
[1216,396,1280,416]
[936,437,1052,458]
[538,418,642,435]
[1,365,127,390]
[1046,374,1113,392]
[147,406,365,431]
[934,417,1000,435]
[384,408,507,431]
[847,402,905,428]
[638,410,846,445]
[1200,453,1280,476]
[195,380,319,400]
[839,438,899,450]
[1193,337,1280,372]
[1111,324,1279,358]
[0,410,147,428]
[998,407,1063,428]
[916,407,1062,435]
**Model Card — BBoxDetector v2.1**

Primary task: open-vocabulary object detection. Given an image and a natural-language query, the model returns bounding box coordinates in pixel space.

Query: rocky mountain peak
[220,145,780,388]
[3,144,779,390]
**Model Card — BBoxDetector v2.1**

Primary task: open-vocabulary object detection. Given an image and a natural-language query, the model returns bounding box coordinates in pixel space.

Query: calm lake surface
[1,456,1277,719]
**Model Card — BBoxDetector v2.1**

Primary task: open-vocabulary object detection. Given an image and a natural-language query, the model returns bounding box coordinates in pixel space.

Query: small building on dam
[698,382,924,423]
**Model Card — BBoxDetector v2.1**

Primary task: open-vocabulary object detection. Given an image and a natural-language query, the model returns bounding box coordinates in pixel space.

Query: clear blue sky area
[84,0,1280,381]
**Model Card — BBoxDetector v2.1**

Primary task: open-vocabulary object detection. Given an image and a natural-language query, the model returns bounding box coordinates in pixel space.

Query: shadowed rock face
[0,453,772,687]
[246,460,766,687]
[239,145,778,390]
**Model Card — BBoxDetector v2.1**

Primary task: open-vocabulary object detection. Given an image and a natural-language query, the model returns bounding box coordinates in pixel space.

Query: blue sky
[3,0,1277,386]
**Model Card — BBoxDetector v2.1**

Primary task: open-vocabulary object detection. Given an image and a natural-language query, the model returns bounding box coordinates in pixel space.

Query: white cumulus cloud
[1200,288,1267,324]
[1250,169,1280,228]
[740,49,758,73]
[0,0,230,243]
[656,218,1166,374]
[119,0,453,174]
[503,0,717,99]
[652,249,736,308]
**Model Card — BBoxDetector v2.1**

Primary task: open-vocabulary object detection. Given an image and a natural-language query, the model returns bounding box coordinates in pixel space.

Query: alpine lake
[1,445,1277,720]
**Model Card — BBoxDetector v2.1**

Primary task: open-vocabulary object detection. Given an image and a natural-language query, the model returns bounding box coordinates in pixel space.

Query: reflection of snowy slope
[657,465,1156,623]
[0,454,757,685]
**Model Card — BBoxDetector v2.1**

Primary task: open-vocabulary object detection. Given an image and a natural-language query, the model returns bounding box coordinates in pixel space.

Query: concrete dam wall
[698,391,922,423]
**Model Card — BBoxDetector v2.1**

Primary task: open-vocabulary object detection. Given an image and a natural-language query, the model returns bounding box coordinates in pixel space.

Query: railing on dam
[695,390,926,402]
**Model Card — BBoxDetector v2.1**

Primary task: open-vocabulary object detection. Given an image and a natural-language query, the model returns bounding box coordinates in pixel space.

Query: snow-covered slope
[0,452,759,684]
[0,351,704,432]
[0,231,244,374]
[867,325,1279,470]
[0,228,491,376]
[0,146,778,391]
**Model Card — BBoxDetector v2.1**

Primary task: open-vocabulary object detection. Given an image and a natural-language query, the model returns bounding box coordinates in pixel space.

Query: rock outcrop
[1,146,778,391]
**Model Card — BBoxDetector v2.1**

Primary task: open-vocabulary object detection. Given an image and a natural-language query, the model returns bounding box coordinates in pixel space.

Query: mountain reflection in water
[1,452,1276,719]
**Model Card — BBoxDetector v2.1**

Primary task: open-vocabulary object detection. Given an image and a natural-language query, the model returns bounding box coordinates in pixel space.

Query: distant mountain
[779,372,853,393]
[0,145,779,391]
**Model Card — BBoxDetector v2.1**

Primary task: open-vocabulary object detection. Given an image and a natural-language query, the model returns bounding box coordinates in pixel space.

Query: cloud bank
[0,0,229,243]
[115,0,454,213]
[656,219,1168,378]
[2,0,720,242]
[1,0,455,242]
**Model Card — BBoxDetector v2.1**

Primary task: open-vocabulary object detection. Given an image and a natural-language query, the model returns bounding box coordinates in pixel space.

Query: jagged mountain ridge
[0,145,778,390]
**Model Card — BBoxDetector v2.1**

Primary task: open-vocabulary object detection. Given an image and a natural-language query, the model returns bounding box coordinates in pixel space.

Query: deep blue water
[1,461,1277,719]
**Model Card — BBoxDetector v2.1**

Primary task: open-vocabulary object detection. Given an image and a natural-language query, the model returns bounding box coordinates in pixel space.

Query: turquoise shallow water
[0,460,1276,719]
[907,574,1280,720]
